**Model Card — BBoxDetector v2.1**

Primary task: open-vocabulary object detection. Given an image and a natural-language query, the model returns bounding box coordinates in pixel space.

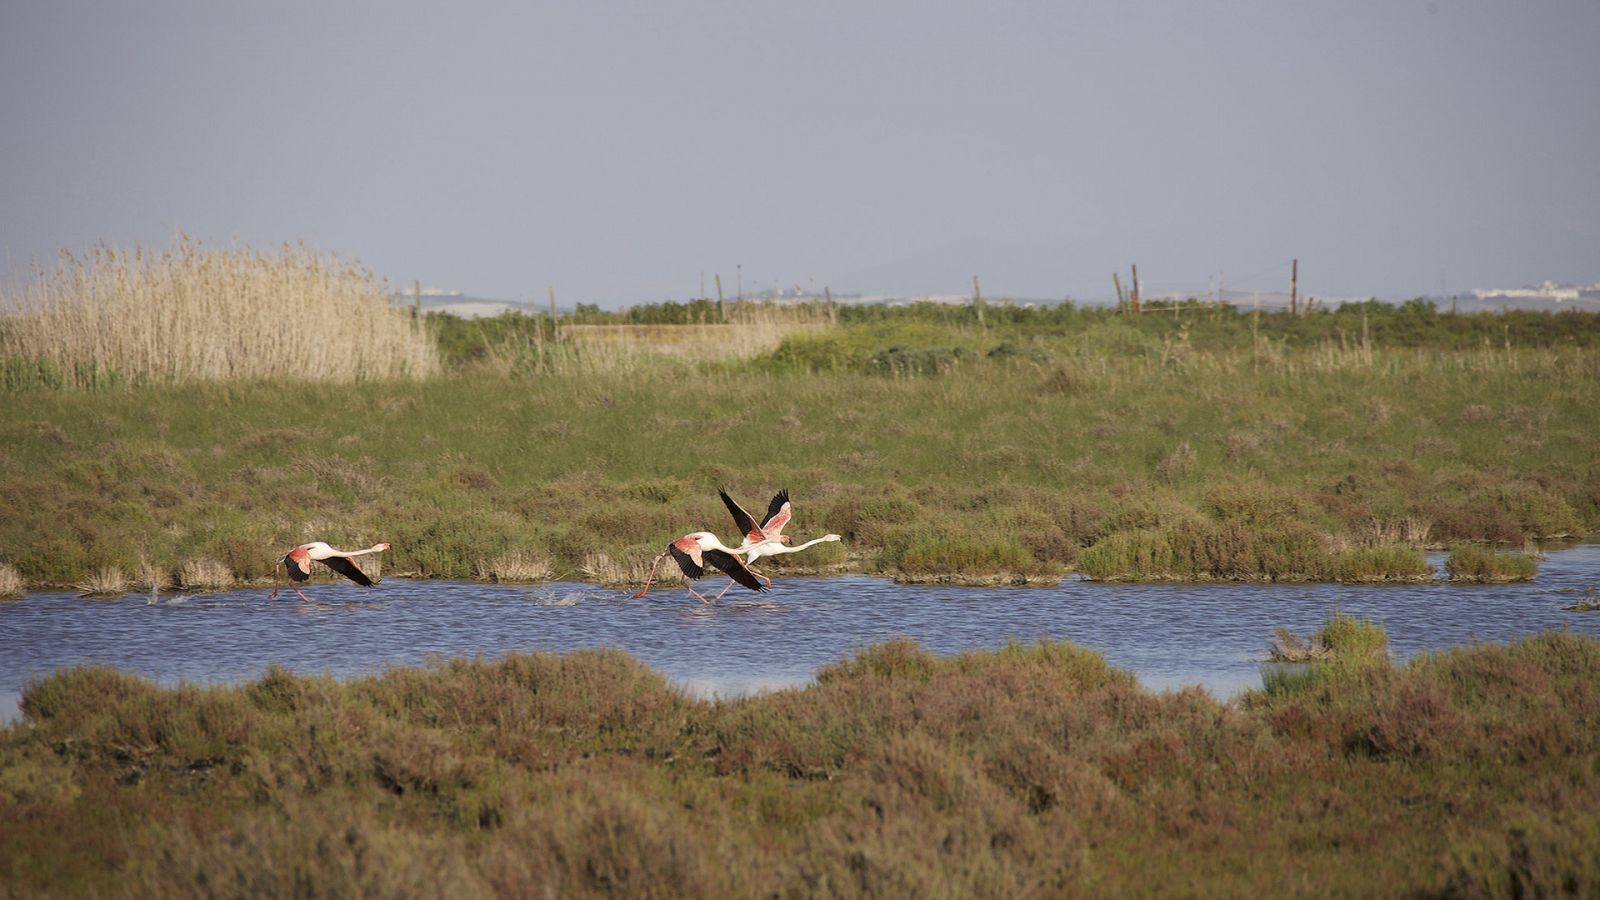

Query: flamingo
[269,541,390,602]
[716,488,843,596]
[630,531,765,603]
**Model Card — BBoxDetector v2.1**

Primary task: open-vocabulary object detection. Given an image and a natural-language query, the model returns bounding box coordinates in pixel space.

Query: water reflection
[2,544,1597,722]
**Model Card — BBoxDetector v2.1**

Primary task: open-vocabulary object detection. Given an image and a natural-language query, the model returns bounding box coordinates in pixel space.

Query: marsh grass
[0,562,22,600]
[563,302,832,364]
[1261,614,1389,697]
[2,303,1598,586]
[4,633,1599,896]
[581,550,682,588]
[176,558,234,592]
[1333,543,1434,582]
[479,549,554,583]
[73,566,128,598]
[1445,544,1540,582]
[0,237,438,386]
[433,301,835,376]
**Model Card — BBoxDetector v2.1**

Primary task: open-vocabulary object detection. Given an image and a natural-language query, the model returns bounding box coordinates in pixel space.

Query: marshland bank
[3,627,1599,896]
[1,341,1592,591]
[3,247,1597,591]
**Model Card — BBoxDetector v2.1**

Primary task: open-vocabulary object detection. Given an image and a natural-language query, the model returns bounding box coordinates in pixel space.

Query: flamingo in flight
[716,488,842,597]
[631,531,765,603]
[270,541,390,602]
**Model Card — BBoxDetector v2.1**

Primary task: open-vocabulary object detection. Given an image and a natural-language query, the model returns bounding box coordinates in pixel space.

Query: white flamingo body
[717,489,842,596]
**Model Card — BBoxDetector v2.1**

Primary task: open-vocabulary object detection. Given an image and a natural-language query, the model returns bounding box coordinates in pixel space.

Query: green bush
[1445,544,1539,582]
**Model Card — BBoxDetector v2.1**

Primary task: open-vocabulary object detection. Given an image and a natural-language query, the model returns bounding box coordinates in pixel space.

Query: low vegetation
[73,566,128,599]
[0,563,22,600]
[177,558,234,592]
[1263,613,1390,693]
[1445,543,1541,582]
[2,632,1598,895]
[478,549,554,584]
[2,246,1596,587]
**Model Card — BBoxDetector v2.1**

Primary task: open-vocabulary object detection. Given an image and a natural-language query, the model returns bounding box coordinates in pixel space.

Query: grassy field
[1,338,1594,590]
[2,629,1598,896]
[2,243,1597,589]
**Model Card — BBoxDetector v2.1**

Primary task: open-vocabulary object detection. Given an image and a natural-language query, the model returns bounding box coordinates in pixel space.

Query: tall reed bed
[0,238,438,386]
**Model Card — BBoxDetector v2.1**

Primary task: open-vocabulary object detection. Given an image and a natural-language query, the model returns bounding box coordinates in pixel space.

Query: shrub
[864,346,977,377]
[0,563,23,600]
[177,559,234,592]
[480,550,554,583]
[1334,544,1433,582]
[1445,544,1539,582]
[74,566,128,598]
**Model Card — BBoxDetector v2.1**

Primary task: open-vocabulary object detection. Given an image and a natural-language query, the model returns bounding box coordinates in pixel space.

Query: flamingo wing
[719,489,763,543]
[761,489,792,536]
[284,554,312,582]
[319,555,375,586]
[668,543,705,579]
[703,548,765,593]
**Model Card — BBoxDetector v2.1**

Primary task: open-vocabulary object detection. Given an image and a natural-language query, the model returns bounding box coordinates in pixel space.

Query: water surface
[3,545,1597,722]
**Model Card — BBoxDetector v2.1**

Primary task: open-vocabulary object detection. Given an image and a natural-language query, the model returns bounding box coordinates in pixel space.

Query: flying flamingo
[630,531,765,603]
[269,541,390,602]
[716,488,843,597]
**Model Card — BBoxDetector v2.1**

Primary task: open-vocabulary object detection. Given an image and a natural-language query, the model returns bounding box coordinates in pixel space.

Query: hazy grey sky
[3,1,1597,305]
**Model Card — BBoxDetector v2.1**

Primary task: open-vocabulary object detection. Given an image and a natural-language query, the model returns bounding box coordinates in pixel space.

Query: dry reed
[559,302,834,369]
[0,563,23,600]
[479,550,554,583]
[177,559,234,592]
[580,550,681,588]
[74,566,129,598]
[0,237,438,385]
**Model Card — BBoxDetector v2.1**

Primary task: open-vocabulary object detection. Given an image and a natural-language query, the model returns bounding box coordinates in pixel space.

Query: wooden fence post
[1290,258,1299,316]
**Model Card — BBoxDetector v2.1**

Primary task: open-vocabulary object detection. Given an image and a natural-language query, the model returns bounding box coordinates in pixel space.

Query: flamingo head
[375,542,391,551]
[823,534,842,542]
[779,534,792,544]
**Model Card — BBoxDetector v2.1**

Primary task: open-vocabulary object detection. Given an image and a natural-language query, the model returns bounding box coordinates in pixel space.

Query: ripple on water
[1,544,1597,723]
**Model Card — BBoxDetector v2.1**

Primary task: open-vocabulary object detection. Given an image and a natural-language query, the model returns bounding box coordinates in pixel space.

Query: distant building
[1471,281,1582,302]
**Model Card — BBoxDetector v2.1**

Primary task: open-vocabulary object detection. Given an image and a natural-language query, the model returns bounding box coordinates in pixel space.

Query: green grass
[3,300,1598,586]
[3,632,1600,895]
[1445,543,1541,582]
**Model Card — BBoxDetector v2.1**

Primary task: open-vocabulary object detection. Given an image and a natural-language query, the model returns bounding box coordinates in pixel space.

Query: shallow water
[3,545,1597,722]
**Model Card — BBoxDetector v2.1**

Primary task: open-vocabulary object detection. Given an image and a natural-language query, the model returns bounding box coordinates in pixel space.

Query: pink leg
[748,565,773,588]
[631,555,665,599]
[268,560,312,603]
[713,579,737,600]
[685,583,713,604]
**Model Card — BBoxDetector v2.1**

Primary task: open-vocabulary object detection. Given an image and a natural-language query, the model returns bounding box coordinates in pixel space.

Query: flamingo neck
[765,537,833,556]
